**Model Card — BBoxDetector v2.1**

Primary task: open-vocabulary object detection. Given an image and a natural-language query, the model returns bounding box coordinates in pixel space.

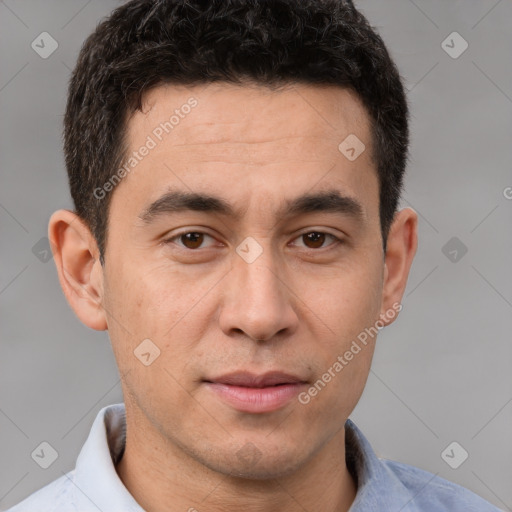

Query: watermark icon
[134,338,161,366]
[236,442,263,467]
[298,302,402,405]
[93,97,199,200]
[32,236,53,263]
[503,186,512,200]
[441,236,468,263]
[338,133,365,162]
[236,236,264,264]
[441,31,468,59]
[441,441,469,469]
[31,441,59,469]
[31,32,58,59]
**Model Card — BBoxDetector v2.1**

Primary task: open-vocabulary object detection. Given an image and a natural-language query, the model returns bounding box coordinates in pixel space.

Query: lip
[204,371,308,413]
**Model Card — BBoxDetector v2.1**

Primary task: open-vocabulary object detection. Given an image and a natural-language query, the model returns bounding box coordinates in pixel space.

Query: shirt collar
[72,403,143,511]
[345,418,422,512]
[72,403,421,512]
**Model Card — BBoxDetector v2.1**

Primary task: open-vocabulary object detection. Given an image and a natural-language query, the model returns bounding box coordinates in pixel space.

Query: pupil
[183,232,203,249]
[305,232,324,248]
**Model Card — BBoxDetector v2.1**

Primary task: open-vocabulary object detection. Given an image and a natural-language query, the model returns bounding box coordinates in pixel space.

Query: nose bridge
[236,236,285,309]
[219,236,297,341]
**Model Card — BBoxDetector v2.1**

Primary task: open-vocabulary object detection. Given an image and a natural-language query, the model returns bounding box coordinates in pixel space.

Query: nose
[217,242,299,343]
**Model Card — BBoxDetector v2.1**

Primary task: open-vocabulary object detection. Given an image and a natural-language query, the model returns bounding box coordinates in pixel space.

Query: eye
[164,231,218,250]
[163,230,343,252]
[290,231,342,250]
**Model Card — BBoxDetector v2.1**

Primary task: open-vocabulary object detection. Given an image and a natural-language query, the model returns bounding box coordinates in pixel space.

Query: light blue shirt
[6,402,501,512]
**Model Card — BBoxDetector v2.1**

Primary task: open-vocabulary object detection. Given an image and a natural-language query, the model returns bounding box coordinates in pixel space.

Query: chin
[203,443,309,481]
[227,461,304,481]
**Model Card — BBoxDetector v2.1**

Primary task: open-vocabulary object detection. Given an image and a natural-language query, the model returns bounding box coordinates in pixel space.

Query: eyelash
[162,230,344,251]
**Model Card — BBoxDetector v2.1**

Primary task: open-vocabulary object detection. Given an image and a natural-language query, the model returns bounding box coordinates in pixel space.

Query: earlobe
[48,209,108,331]
[379,207,418,327]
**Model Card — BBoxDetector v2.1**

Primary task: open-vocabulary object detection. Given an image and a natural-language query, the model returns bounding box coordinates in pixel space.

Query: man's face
[101,82,393,478]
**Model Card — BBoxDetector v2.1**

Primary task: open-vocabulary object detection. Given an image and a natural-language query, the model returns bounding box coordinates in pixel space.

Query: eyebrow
[138,188,365,225]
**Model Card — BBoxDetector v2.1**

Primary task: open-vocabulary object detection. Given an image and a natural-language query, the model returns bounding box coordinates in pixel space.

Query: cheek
[298,255,383,337]
[108,258,200,324]
[104,262,208,421]
[104,258,219,373]
[293,257,382,402]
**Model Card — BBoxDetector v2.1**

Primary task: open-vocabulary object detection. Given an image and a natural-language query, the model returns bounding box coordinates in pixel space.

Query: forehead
[129,82,372,152]
[113,82,378,224]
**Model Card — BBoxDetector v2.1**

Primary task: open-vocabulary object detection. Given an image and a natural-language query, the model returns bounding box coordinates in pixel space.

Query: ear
[48,209,107,331]
[379,207,418,326]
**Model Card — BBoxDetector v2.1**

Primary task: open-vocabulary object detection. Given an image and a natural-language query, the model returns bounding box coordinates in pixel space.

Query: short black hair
[64,0,409,265]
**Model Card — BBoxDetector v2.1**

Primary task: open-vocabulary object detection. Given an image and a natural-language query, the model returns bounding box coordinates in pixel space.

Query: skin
[49,82,417,512]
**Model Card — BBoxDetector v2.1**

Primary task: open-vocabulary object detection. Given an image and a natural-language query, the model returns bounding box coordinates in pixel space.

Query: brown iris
[178,231,329,250]
[180,232,204,249]
[302,232,326,249]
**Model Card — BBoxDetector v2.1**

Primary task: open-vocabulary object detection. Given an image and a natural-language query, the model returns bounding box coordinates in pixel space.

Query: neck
[116,409,357,512]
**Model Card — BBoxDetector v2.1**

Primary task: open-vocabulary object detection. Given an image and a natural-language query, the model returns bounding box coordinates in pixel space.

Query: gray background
[1,0,511,510]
